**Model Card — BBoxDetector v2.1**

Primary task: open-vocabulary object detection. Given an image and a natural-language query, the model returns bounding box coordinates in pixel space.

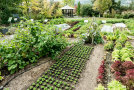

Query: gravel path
[75,44,105,90]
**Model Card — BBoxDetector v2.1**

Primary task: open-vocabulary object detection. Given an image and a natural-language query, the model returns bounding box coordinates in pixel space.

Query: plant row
[102,28,134,89]
[63,21,85,38]
[104,30,134,62]
[65,45,93,59]
[27,45,93,90]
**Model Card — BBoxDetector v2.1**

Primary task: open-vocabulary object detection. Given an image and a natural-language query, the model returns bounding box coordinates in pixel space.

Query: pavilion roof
[61,5,74,10]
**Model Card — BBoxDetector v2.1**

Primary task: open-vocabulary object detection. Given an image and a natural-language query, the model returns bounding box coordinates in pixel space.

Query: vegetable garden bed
[27,45,93,90]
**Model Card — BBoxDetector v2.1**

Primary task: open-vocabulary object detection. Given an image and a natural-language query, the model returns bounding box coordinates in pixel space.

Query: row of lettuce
[96,22,134,90]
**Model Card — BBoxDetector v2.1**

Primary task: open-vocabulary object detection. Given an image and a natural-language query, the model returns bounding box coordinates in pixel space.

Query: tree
[93,0,112,15]
[129,0,134,10]
[109,0,121,13]
[62,0,75,6]
[0,0,23,24]
[77,1,81,15]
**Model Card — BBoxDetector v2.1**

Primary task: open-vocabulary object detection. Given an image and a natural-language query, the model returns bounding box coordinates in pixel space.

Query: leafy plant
[0,71,2,80]
[95,84,105,90]
[97,60,105,83]
[111,61,134,89]
[108,80,126,90]
[0,20,68,74]
[104,41,114,51]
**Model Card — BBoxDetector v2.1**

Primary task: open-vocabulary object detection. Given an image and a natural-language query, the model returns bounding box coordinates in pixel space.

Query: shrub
[115,14,123,18]
[0,20,68,74]
[80,4,99,17]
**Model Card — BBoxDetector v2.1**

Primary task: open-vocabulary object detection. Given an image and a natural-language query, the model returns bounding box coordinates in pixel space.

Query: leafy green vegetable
[104,41,114,51]
[108,80,126,90]
[95,84,105,90]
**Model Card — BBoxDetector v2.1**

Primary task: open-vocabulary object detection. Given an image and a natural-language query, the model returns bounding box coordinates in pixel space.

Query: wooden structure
[61,5,74,17]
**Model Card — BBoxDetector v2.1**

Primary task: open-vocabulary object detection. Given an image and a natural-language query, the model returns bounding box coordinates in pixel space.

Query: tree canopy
[93,0,112,14]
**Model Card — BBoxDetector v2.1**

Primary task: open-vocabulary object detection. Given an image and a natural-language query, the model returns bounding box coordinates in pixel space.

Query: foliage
[112,41,133,62]
[93,0,112,14]
[83,18,103,44]
[48,18,65,25]
[104,41,114,51]
[97,60,105,83]
[108,80,126,90]
[21,0,62,20]
[0,71,2,80]
[106,19,126,24]
[77,1,81,16]
[64,21,85,38]
[81,4,99,17]
[114,42,122,50]
[28,45,93,89]
[0,0,22,24]
[0,20,68,74]
[111,61,134,89]
[110,0,121,13]
[106,34,117,41]
[95,84,105,90]
[122,10,134,19]
[62,0,75,6]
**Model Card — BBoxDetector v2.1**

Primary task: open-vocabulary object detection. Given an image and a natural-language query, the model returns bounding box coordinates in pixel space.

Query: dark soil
[73,26,81,32]
[65,21,80,31]
[67,21,80,27]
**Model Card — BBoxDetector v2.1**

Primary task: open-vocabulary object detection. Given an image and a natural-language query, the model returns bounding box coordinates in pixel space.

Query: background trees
[62,0,75,6]
[93,0,112,15]
[0,0,23,24]
[77,1,81,16]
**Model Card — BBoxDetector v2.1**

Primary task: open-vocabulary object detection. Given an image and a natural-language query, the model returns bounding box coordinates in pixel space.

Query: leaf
[8,64,17,71]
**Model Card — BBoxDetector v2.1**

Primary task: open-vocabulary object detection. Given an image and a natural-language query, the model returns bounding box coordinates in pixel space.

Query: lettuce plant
[108,80,126,90]
[112,61,134,89]
[104,41,114,51]
[97,60,105,83]
[95,84,105,90]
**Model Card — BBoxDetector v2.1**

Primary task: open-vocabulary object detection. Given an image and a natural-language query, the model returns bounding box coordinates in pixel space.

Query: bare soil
[75,44,105,90]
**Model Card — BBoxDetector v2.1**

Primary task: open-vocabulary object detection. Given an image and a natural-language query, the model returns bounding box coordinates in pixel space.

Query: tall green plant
[77,1,81,16]
[87,18,103,44]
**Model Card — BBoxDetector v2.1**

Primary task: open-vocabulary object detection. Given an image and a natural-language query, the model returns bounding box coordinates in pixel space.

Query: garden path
[75,44,105,90]
[4,58,53,90]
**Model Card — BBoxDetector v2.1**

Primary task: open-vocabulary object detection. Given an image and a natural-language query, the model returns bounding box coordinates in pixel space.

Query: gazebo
[61,5,74,17]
